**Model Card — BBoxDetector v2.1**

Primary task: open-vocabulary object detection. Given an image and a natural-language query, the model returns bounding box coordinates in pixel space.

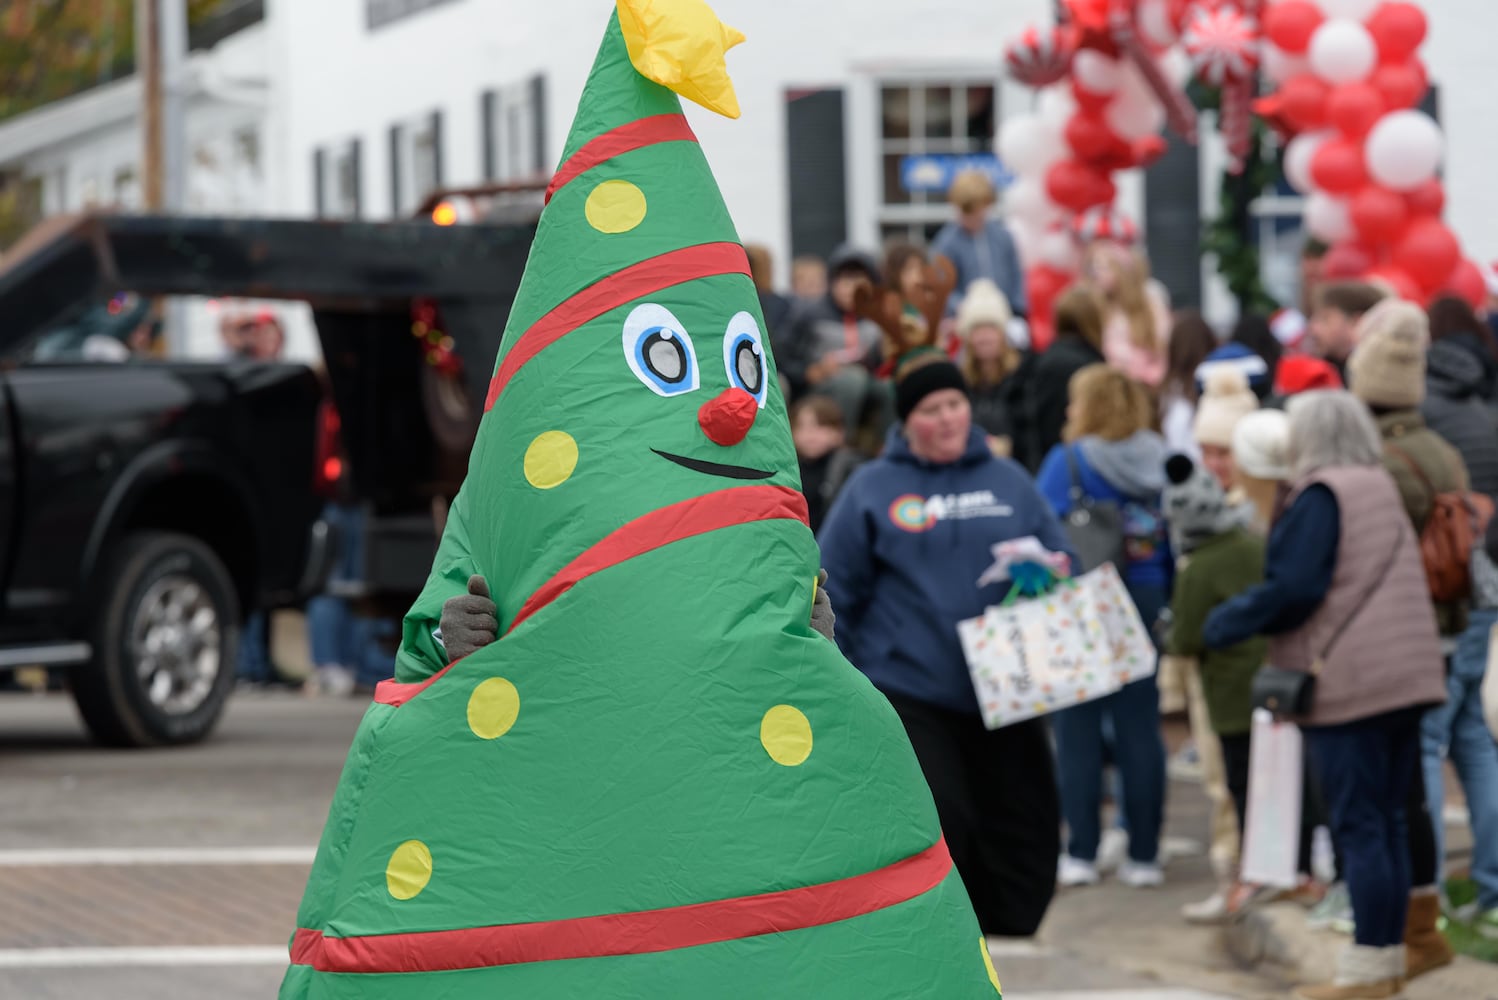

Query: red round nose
[698,388,759,446]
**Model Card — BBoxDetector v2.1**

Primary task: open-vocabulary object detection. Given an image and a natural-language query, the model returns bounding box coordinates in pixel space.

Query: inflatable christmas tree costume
[281,3,1002,996]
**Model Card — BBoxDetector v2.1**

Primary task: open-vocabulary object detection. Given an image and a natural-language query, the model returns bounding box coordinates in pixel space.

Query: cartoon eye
[722,311,768,407]
[623,303,698,396]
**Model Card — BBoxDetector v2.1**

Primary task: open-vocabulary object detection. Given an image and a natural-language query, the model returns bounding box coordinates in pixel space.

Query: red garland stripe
[290,837,951,974]
[372,485,808,708]
[484,242,751,410]
[544,114,698,204]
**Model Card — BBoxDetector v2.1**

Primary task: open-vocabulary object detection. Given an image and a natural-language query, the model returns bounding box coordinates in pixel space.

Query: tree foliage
[0,0,225,123]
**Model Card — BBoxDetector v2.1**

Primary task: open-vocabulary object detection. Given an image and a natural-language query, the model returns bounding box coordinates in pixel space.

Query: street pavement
[0,688,1477,999]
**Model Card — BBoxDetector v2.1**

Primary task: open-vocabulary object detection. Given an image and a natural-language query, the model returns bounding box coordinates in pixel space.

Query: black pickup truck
[0,211,532,745]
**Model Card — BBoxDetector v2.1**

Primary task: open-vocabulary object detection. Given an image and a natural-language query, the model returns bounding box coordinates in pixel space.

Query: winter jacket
[969,374,1020,441]
[1423,340,1498,499]
[799,447,864,534]
[1101,296,1171,388]
[1445,329,1498,403]
[1167,528,1267,736]
[1375,409,1470,634]
[818,424,1077,715]
[931,219,1028,318]
[1018,333,1107,472]
[779,246,883,397]
[1035,432,1173,591]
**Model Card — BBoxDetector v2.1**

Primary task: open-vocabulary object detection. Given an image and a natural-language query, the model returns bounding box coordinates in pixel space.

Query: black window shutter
[531,74,548,174]
[481,90,497,181]
[313,149,326,218]
[1144,131,1201,309]
[351,138,363,220]
[389,125,403,216]
[785,88,847,264]
[430,110,445,188]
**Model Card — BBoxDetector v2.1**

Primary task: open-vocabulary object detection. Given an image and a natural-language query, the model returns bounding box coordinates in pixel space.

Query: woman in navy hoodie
[1035,364,1171,890]
[819,355,1077,938]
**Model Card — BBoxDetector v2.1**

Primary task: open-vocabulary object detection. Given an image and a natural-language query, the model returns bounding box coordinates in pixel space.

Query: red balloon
[1441,259,1487,310]
[1404,179,1445,217]
[1322,242,1377,280]
[1263,0,1324,55]
[1326,83,1386,139]
[1070,78,1114,113]
[1064,112,1132,169]
[1372,60,1427,110]
[1045,160,1117,213]
[1281,73,1331,133]
[1310,139,1369,195]
[1393,219,1461,290]
[1026,264,1074,317]
[1132,135,1168,168]
[1367,3,1428,64]
[1365,266,1424,302]
[1350,186,1410,245]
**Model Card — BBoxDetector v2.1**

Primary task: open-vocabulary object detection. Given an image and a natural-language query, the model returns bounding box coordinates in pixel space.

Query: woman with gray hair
[1202,390,1446,1000]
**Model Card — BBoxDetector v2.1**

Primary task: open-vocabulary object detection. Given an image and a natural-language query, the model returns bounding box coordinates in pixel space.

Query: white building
[2,0,1496,330]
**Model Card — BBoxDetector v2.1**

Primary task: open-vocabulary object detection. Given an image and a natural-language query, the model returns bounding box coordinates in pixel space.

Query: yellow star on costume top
[616,0,745,119]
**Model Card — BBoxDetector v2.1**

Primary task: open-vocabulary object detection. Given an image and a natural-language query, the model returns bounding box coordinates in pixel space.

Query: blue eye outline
[623,303,699,397]
[722,311,768,408]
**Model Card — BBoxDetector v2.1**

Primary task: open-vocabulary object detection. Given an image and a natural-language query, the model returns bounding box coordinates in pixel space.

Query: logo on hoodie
[888,490,1014,532]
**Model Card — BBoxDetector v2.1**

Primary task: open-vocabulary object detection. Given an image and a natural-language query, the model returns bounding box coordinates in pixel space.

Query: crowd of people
[780,169,1498,1000]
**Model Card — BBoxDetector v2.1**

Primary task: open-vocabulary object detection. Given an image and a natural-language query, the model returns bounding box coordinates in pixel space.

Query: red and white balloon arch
[1000,0,1477,349]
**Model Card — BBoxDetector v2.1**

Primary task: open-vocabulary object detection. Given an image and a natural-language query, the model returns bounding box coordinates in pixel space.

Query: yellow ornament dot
[981,937,1003,994]
[524,431,578,489]
[584,180,647,234]
[467,677,520,740]
[386,840,433,900]
[760,705,813,766]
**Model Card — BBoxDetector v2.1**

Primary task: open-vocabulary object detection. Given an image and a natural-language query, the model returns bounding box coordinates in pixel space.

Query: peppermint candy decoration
[1073,206,1139,246]
[1004,26,1077,89]
[1183,4,1260,87]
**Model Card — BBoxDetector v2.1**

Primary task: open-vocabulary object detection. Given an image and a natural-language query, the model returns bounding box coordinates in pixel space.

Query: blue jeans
[306,502,396,687]
[1305,706,1423,948]
[1053,583,1167,864]
[236,610,272,682]
[1422,609,1498,910]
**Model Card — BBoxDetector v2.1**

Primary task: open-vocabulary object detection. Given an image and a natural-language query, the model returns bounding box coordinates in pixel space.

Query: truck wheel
[71,532,240,747]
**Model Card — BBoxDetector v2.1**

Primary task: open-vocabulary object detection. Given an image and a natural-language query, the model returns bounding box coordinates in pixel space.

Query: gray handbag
[1063,446,1127,572]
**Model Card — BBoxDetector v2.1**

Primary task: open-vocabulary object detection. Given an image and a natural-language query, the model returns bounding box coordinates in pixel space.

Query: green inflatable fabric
[281,3,1002,997]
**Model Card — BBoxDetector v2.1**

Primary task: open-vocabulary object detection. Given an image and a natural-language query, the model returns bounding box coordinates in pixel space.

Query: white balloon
[1305,192,1354,243]
[1106,85,1166,141]
[998,115,1066,177]
[1038,229,1082,272]
[1160,47,1193,90]
[1004,178,1060,226]
[1365,110,1444,191]
[1009,221,1041,267]
[1262,43,1311,86]
[1319,0,1382,19]
[1037,86,1077,127]
[1138,0,1179,47]
[1284,129,1332,194]
[1308,19,1377,84]
[1074,50,1124,94]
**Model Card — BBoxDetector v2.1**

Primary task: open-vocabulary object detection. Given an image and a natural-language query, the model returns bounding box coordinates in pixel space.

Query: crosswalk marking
[0,846,315,866]
[0,947,288,968]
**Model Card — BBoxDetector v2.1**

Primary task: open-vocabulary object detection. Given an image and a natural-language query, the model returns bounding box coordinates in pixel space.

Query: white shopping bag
[1240,708,1304,889]
[958,580,1121,730]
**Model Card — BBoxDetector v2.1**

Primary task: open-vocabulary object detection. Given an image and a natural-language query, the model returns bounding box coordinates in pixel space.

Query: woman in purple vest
[1203,390,1446,1000]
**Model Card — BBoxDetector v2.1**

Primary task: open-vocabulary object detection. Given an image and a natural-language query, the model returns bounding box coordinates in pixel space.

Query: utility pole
[137,0,190,354]
[138,0,163,209]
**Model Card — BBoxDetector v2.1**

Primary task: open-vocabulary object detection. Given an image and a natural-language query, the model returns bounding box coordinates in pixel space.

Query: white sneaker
[1057,855,1100,887]
[1097,827,1129,874]
[1117,860,1165,888]
[1181,889,1230,924]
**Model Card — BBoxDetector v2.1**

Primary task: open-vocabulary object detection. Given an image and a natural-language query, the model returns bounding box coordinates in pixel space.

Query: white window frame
[317,138,361,220]
[483,76,546,184]
[390,112,442,217]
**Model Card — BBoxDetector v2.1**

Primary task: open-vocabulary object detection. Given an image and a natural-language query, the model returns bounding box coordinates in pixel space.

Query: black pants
[884,691,1061,937]
[1220,731,1316,876]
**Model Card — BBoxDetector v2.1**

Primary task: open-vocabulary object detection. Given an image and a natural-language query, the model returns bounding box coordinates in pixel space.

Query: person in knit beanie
[1193,368,1259,489]
[1232,409,1292,535]
[1162,454,1270,925]
[1348,299,1429,410]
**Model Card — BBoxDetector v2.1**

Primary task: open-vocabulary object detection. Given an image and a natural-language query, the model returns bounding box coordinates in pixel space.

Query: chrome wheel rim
[131,575,221,715]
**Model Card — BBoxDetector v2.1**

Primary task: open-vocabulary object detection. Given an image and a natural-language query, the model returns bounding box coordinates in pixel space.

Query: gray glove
[811,568,835,642]
[440,574,498,663]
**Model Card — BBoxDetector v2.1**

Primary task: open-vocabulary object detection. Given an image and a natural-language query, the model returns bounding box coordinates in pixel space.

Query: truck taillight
[314,400,343,498]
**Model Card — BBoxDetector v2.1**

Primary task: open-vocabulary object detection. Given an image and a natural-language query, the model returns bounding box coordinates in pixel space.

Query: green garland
[1192,83,1279,316]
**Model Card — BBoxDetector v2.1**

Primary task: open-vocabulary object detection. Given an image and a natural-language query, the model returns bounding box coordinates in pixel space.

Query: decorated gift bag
[1240,709,1304,890]
[1081,561,1158,687]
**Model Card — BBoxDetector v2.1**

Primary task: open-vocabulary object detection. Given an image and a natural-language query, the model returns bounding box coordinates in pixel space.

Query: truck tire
[71,531,240,747]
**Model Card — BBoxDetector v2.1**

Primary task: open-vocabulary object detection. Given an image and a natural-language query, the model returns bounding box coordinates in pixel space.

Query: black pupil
[644,331,686,383]
[735,340,762,394]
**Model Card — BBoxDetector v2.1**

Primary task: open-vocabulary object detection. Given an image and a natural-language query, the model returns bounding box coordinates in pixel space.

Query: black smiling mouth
[652,449,774,480]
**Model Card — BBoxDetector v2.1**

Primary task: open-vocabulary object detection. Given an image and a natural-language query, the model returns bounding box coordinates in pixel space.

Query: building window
[390,111,444,216]
[366,0,460,31]
[482,75,548,183]
[314,139,362,220]
[877,80,997,246]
